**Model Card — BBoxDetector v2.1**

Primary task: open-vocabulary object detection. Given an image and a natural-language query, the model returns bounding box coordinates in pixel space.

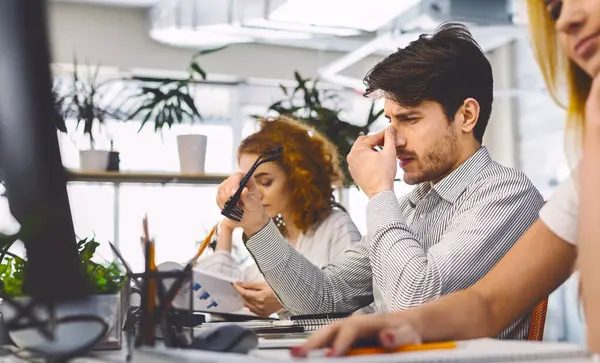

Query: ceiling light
[268,0,422,32]
[243,19,361,37]
[150,27,252,48]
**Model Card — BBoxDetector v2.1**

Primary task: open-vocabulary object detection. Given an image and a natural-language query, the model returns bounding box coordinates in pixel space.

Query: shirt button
[420,213,426,219]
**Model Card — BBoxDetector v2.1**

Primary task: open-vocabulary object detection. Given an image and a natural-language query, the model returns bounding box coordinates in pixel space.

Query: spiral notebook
[194,312,351,337]
[287,312,350,331]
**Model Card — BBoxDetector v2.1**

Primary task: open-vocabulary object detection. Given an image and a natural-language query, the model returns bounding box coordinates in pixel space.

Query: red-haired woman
[204,116,361,317]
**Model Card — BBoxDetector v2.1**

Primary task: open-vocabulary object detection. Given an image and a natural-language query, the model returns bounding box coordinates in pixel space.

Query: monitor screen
[0,0,90,302]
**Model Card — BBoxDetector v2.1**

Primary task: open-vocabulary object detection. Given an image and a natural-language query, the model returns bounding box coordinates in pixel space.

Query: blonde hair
[526,0,592,141]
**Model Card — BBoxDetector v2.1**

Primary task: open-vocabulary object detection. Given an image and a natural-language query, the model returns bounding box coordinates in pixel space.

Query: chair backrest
[528,298,549,341]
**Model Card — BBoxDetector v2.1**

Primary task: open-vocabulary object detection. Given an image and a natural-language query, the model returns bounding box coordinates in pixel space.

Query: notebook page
[157,262,244,313]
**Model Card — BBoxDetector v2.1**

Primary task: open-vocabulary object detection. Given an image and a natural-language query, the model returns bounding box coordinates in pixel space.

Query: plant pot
[177,134,207,174]
[79,150,110,172]
[106,151,120,172]
[1,294,119,355]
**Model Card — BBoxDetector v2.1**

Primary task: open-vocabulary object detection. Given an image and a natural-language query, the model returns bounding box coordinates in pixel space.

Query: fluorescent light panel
[243,19,361,36]
[268,0,422,32]
[150,24,312,48]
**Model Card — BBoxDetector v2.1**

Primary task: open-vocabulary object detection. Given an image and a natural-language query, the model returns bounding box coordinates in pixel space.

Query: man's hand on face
[347,126,399,199]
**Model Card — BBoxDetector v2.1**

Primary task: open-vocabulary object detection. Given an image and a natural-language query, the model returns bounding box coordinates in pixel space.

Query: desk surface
[2,339,597,363]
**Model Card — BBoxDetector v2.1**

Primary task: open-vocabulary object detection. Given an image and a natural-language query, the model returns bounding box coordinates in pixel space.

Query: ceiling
[53,0,527,91]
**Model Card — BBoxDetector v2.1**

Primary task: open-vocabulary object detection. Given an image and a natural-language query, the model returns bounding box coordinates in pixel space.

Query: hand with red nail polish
[292,312,422,357]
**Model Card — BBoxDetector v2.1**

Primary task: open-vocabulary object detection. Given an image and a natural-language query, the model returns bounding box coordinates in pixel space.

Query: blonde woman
[292,1,600,357]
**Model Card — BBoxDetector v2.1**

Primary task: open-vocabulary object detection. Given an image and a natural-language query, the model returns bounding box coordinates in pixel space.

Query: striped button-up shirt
[245,147,544,338]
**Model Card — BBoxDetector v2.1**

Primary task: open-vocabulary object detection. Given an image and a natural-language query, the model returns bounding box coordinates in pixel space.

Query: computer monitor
[0,0,90,302]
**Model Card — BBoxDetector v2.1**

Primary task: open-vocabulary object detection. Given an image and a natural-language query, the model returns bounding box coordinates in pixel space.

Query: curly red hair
[238,116,344,233]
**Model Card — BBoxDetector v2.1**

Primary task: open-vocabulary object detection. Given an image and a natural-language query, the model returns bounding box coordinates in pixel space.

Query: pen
[346,341,456,356]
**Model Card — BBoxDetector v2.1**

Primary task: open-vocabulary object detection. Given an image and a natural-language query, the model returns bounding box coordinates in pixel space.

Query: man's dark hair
[363,22,493,143]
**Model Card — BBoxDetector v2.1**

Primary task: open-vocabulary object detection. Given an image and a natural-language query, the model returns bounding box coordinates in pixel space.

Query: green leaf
[181,93,201,120]
[139,109,155,132]
[173,99,184,124]
[190,63,206,80]
[367,102,384,125]
[194,45,228,56]
[165,106,174,128]
[155,109,165,132]
[293,71,305,86]
[141,87,165,98]
[279,85,288,96]
[268,100,283,111]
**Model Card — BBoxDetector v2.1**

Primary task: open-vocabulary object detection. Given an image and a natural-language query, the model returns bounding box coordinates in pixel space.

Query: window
[347,172,413,235]
[59,118,234,271]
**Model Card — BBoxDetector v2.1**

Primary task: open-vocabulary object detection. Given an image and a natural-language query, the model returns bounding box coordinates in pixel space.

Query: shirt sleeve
[539,172,580,245]
[245,218,372,314]
[326,211,363,262]
[199,251,243,281]
[367,173,543,311]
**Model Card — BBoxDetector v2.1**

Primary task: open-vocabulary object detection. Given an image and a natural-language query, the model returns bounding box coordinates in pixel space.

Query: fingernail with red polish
[382,332,395,346]
[290,347,306,357]
[325,348,337,357]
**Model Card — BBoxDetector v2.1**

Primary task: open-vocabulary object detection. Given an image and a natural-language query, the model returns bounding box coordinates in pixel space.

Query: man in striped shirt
[216,23,543,339]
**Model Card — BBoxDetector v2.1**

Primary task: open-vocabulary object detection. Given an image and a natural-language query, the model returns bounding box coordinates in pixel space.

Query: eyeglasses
[220,146,283,222]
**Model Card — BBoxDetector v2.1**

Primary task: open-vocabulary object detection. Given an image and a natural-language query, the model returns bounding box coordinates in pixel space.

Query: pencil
[346,341,456,356]
[152,224,217,321]
[192,224,217,265]
[142,216,157,345]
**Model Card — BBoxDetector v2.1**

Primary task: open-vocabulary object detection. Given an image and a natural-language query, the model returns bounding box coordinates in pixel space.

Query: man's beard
[401,129,459,185]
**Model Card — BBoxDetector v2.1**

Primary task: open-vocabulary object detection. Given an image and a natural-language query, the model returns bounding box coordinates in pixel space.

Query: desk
[1,340,597,363]
[251,350,597,363]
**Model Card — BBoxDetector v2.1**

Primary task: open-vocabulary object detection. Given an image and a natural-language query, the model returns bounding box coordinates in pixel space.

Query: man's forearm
[366,191,438,310]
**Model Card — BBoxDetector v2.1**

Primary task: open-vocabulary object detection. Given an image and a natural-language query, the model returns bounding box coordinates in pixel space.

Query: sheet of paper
[157,262,244,313]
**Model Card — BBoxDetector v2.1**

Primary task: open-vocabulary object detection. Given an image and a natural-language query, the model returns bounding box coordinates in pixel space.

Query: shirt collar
[408,146,492,205]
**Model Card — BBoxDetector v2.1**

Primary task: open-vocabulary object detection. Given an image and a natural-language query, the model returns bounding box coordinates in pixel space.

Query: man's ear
[456,98,480,134]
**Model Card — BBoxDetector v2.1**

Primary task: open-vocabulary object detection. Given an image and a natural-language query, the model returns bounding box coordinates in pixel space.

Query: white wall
[47,2,383,81]
[484,41,520,169]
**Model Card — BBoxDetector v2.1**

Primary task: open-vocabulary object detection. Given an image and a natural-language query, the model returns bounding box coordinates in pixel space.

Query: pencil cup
[177,134,207,174]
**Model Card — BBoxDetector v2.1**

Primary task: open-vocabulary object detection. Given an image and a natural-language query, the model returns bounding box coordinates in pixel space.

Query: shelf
[66,171,229,185]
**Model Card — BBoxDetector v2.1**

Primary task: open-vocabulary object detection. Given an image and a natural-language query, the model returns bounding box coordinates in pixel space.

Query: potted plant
[62,62,122,172]
[121,47,225,174]
[0,233,126,355]
[265,71,384,187]
[51,82,68,134]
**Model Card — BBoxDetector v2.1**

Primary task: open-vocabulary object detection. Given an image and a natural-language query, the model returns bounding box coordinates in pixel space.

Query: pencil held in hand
[193,224,217,264]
